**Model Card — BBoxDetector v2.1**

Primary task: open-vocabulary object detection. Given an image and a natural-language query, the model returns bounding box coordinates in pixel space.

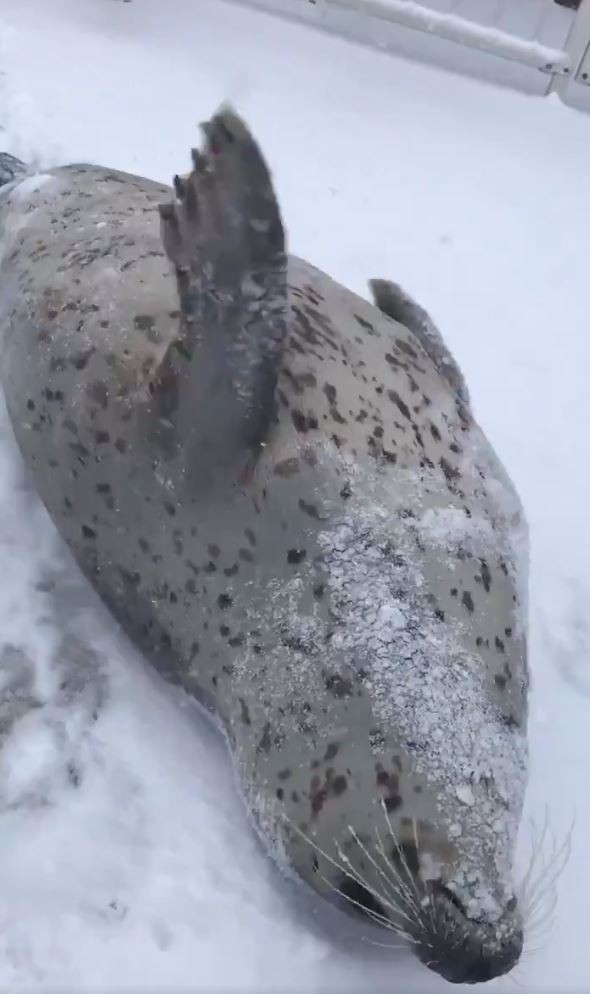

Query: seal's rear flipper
[369,278,470,408]
[156,106,287,490]
[0,153,27,189]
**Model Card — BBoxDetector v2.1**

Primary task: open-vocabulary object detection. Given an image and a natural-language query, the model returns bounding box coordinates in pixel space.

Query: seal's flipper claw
[154,105,287,492]
[369,278,470,408]
[173,174,186,200]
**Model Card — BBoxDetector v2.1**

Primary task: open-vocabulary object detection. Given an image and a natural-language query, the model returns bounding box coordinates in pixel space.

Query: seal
[0,110,529,985]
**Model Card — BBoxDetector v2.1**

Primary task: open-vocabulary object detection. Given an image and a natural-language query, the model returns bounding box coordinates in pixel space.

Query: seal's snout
[417,886,523,985]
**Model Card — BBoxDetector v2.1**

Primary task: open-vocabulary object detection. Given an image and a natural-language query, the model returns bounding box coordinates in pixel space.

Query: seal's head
[259,472,529,986]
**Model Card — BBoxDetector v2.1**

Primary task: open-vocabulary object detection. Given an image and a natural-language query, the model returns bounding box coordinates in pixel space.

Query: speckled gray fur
[0,109,529,985]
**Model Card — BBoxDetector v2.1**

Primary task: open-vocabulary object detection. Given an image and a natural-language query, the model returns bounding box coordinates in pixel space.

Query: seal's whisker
[317,869,405,935]
[346,826,417,929]
[362,937,413,951]
[507,966,525,988]
[518,809,548,901]
[408,815,438,934]
[282,815,415,939]
[373,827,423,924]
[380,801,423,903]
[519,815,573,931]
[520,807,573,914]
[333,842,420,938]
[525,885,559,929]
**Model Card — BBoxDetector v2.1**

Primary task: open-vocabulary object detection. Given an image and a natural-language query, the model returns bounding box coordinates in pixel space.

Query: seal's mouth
[337,874,523,985]
[337,876,388,923]
[415,885,524,984]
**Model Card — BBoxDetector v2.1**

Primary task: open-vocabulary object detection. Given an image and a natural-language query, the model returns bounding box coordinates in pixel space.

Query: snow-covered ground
[0,0,589,989]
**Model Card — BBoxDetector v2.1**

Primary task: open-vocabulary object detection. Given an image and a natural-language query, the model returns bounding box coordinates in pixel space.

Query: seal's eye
[338,876,387,923]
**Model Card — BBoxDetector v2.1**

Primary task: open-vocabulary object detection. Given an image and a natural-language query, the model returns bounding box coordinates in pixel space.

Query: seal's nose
[417,886,524,985]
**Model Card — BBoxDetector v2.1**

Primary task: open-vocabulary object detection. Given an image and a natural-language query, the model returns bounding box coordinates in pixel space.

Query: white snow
[0,0,589,989]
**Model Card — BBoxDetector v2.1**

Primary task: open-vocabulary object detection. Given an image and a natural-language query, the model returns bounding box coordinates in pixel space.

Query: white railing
[230,0,590,110]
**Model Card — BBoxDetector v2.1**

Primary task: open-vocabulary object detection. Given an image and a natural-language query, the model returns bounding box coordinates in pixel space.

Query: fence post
[552,0,590,109]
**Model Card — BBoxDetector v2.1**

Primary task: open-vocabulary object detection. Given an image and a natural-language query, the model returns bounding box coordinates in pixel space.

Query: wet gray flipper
[154,108,288,492]
[369,277,470,408]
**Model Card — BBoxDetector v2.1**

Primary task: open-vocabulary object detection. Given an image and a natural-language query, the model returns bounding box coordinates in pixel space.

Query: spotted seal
[0,108,529,984]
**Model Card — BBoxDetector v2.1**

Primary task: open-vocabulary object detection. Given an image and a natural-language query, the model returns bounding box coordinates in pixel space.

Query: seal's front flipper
[369,278,470,408]
[0,153,27,190]
[155,107,287,491]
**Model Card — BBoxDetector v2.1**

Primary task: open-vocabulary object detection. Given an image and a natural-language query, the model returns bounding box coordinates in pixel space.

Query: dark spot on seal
[245,528,257,547]
[440,456,460,484]
[95,430,110,445]
[339,482,352,499]
[325,674,353,698]
[217,593,233,610]
[274,458,300,478]
[388,391,411,421]
[134,314,156,335]
[88,381,108,409]
[354,314,376,333]
[71,348,95,370]
[462,591,474,613]
[495,636,505,653]
[208,544,220,559]
[495,675,507,690]
[299,499,320,519]
[26,399,35,411]
[396,338,418,359]
[291,410,318,433]
[324,384,337,405]
[81,525,96,540]
[313,584,325,599]
[480,559,492,593]
[332,775,347,796]
[324,743,339,762]
[164,502,176,517]
[287,548,306,565]
[278,769,292,781]
[239,548,255,563]
[257,723,272,754]
[430,423,441,441]
[276,788,284,801]
[240,699,251,725]
[115,439,128,453]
